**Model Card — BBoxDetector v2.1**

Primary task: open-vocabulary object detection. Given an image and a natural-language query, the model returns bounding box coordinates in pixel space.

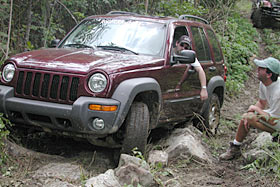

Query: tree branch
[55,0,77,24]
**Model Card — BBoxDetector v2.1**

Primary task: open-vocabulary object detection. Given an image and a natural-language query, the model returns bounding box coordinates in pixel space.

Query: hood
[9,48,163,75]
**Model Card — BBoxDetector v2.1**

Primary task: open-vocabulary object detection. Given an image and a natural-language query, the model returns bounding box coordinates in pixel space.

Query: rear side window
[190,26,211,62]
[206,29,223,62]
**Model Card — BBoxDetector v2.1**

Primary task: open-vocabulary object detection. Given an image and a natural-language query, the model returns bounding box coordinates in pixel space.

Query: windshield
[60,19,166,56]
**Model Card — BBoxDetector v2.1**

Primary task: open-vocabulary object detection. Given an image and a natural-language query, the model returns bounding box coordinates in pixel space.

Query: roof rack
[179,15,209,24]
[107,11,139,16]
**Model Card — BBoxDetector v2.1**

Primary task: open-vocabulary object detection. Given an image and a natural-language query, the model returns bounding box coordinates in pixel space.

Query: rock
[251,132,273,148]
[148,150,169,167]
[85,169,121,187]
[164,127,213,163]
[115,154,154,187]
[117,154,150,170]
[243,132,273,163]
[243,148,270,164]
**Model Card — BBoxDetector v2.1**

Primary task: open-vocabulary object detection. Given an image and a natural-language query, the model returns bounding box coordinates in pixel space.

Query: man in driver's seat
[173,35,208,101]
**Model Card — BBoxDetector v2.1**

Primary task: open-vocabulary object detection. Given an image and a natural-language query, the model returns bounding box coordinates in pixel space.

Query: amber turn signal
[88,104,118,111]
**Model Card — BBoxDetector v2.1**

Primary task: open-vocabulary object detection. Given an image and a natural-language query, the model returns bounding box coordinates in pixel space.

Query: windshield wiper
[63,43,94,49]
[97,45,138,55]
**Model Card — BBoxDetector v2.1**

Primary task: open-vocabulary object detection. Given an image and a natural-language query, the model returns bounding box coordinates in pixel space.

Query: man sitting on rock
[220,57,280,160]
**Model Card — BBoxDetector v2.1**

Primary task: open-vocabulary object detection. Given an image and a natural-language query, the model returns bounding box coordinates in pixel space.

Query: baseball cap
[178,35,191,45]
[254,57,280,75]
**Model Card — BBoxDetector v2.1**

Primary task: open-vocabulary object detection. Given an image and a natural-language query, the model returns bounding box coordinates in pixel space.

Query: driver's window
[172,26,189,48]
[171,26,189,63]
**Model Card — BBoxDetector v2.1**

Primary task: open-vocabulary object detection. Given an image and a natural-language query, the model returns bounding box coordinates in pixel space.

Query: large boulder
[114,154,155,187]
[164,126,213,163]
[251,132,273,148]
[85,169,121,187]
[243,132,273,163]
[85,154,155,187]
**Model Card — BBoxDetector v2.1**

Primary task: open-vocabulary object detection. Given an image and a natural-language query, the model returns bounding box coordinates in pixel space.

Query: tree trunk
[194,0,199,8]
[145,0,149,14]
[6,0,13,59]
[24,0,32,51]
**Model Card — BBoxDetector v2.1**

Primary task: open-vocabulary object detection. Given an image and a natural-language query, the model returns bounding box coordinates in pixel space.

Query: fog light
[92,118,105,130]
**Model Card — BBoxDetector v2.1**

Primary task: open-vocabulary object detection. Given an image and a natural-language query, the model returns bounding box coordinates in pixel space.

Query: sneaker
[219,142,241,160]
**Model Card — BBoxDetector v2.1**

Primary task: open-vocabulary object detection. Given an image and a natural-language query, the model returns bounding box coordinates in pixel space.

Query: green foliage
[132,147,145,160]
[26,41,35,51]
[199,0,237,8]
[156,0,207,17]
[214,12,259,95]
[242,136,280,180]
[79,166,88,186]
[261,29,280,60]
[235,0,252,14]
[0,115,10,169]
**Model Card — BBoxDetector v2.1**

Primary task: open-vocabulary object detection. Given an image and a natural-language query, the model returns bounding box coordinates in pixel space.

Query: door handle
[209,66,216,71]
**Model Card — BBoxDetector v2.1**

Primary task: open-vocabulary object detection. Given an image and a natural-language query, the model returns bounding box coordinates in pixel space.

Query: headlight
[2,64,15,82]
[88,73,107,93]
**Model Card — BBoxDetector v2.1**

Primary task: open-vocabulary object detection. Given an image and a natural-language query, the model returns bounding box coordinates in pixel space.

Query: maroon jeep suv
[0,12,226,155]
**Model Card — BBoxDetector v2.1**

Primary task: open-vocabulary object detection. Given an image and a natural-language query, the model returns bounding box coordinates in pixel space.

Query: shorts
[259,119,280,131]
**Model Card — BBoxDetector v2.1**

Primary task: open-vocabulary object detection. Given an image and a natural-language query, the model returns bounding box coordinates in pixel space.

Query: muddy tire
[252,9,265,28]
[121,102,150,155]
[193,93,220,136]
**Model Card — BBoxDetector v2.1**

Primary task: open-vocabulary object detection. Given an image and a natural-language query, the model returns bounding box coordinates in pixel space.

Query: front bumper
[262,7,280,18]
[0,85,121,136]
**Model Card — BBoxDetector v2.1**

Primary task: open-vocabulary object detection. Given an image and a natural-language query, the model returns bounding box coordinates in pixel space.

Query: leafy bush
[213,12,259,95]
[156,0,207,17]
[261,29,280,60]
[199,0,236,8]
[0,115,9,168]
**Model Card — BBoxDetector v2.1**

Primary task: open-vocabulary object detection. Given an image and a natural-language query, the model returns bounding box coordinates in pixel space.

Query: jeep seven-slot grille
[16,71,79,103]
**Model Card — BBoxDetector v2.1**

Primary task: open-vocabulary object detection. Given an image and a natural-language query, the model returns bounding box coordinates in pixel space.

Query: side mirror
[173,50,196,64]
[50,39,60,48]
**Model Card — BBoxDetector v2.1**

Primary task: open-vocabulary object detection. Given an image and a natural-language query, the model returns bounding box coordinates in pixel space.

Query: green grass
[235,0,253,15]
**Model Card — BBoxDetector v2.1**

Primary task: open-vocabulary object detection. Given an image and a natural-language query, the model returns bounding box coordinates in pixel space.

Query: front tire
[121,102,150,156]
[252,9,266,28]
[193,93,221,136]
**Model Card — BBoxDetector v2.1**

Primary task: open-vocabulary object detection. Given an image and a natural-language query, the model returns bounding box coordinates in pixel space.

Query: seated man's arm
[247,99,267,113]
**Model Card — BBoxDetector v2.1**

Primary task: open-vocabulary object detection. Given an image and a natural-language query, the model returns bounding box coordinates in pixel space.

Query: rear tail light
[223,64,227,82]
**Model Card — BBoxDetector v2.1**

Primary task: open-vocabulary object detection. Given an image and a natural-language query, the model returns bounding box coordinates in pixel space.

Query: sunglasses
[180,43,191,50]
